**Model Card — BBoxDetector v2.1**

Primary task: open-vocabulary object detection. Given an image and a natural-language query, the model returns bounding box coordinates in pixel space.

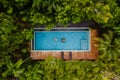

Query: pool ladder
[61,52,72,60]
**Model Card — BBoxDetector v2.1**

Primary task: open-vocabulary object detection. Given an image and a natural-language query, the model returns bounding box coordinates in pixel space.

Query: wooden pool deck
[30,29,98,60]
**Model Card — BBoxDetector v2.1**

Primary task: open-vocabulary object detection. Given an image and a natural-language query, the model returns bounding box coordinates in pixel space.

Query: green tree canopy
[0,0,120,28]
[0,0,120,79]
[0,0,120,66]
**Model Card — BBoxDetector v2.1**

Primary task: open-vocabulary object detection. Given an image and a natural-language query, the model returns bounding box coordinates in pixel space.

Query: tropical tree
[0,0,120,79]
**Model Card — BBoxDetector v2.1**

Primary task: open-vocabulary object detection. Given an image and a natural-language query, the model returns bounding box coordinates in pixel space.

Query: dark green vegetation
[0,0,120,80]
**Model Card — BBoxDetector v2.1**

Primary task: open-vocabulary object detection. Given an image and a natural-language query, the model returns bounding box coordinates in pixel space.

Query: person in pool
[54,38,58,42]
[61,38,66,42]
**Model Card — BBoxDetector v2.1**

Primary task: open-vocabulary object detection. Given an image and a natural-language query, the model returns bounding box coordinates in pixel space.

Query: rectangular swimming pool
[32,27,90,51]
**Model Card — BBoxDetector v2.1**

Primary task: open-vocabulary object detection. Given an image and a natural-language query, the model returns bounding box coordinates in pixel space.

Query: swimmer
[54,38,58,42]
[61,38,66,42]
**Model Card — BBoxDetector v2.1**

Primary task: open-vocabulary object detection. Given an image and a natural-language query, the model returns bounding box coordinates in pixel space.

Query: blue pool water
[34,30,90,51]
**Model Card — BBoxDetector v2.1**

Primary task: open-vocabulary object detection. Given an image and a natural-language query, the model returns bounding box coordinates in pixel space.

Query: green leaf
[21,48,27,53]
[2,69,12,77]
[7,61,14,69]
[37,70,43,74]
[7,7,13,14]
[15,59,24,69]
[13,69,24,77]
[22,17,27,21]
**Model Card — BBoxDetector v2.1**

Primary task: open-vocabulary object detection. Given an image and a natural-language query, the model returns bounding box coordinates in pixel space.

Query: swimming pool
[32,27,90,51]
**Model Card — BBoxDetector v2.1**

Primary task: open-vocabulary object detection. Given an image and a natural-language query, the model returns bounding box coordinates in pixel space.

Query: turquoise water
[34,31,90,50]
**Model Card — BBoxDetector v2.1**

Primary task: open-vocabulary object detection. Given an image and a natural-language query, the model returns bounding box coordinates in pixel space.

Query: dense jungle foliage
[0,0,120,80]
